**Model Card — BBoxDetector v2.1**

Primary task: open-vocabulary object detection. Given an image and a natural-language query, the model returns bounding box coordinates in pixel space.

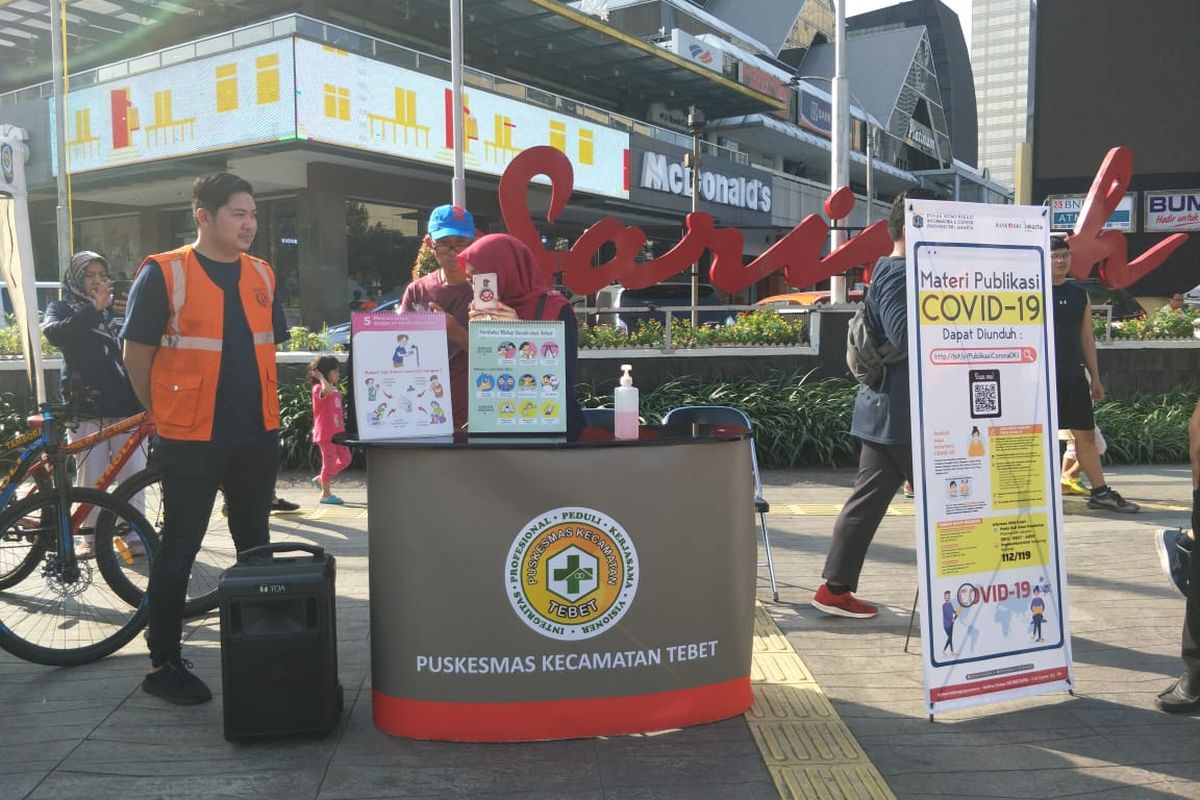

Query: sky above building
[845,0,972,54]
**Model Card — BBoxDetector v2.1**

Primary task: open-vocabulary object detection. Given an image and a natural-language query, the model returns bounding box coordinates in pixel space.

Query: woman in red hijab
[458,234,583,439]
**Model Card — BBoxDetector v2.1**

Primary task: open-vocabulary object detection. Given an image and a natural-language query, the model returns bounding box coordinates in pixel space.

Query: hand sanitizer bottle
[613,363,639,440]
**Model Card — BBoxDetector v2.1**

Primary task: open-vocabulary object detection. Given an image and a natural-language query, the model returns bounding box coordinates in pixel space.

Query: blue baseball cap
[427,204,475,240]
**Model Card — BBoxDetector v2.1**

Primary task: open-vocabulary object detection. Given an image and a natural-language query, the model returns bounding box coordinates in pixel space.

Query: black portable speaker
[218,543,341,740]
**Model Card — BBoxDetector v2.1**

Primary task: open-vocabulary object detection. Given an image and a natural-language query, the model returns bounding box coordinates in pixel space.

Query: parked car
[593,282,729,331]
[1078,280,1144,320]
[754,289,864,311]
[325,297,401,347]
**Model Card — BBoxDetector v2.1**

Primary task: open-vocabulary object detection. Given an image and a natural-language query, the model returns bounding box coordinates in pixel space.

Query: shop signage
[498,144,1185,295]
[639,151,771,213]
[798,91,832,133]
[907,199,1073,715]
[907,118,938,157]
[737,62,790,107]
[1047,193,1135,232]
[50,39,296,175]
[660,28,724,73]
[295,39,629,199]
[1144,189,1200,232]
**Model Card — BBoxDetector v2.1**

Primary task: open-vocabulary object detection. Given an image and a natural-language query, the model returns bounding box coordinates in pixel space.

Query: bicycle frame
[0,411,154,528]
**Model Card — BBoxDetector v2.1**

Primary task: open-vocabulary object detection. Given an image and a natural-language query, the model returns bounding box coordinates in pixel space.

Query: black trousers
[1184,491,1200,686]
[145,436,279,666]
[822,439,913,592]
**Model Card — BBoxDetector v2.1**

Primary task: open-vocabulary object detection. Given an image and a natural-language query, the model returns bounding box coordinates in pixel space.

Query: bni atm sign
[1047,193,1136,232]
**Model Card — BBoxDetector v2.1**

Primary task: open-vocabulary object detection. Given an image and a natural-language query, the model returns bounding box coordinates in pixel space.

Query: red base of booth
[372,676,753,741]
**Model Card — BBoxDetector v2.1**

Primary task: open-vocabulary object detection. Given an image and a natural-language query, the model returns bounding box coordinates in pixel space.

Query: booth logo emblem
[506,506,638,641]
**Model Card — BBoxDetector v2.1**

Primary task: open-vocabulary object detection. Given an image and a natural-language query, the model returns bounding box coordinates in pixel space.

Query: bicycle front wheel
[114,467,234,618]
[0,487,154,666]
[0,467,53,590]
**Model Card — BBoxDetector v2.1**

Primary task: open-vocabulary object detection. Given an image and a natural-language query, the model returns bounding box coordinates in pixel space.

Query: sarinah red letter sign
[498,145,1185,294]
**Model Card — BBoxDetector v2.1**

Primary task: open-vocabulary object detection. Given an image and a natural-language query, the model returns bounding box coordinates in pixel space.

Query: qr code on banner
[968,369,1002,418]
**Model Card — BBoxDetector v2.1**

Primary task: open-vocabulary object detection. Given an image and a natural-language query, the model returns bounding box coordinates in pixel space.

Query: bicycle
[0,410,153,588]
[0,403,156,666]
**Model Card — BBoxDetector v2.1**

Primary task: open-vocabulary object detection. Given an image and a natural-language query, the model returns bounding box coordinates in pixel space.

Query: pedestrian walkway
[1,465,1196,800]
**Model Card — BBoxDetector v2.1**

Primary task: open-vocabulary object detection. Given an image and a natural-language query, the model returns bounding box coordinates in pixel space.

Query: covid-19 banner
[906,200,1073,714]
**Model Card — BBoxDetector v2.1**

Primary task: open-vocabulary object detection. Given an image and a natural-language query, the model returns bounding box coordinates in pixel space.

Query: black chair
[662,405,778,601]
[581,407,615,430]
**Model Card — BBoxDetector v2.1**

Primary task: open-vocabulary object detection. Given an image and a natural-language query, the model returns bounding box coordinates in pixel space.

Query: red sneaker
[812,584,878,619]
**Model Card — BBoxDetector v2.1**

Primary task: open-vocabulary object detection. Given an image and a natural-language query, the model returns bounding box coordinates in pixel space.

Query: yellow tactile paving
[751,650,817,684]
[748,603,896,800]
[771,765,897,800]
[773,499,1187,516]
[751,720,867,764]
[290,506,369,520]
[746,684,837,722]
[774,503,915,517]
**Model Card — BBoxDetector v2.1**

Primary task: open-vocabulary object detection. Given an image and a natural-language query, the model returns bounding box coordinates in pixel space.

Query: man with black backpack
[812,188,937,619]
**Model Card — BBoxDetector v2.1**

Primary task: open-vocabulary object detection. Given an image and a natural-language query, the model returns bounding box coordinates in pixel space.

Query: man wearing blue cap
[400,204,476,428]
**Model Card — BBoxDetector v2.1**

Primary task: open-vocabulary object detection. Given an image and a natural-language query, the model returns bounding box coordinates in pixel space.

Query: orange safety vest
[141,244,280,441]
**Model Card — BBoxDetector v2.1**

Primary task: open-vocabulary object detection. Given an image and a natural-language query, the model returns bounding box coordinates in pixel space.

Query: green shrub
[1094,389,1195,464]
[278,378,320,471]
[279,325,346,352]
[578,310,806,350]
[581,373,1200,469]
[578,371,860,468]
[0,318,59,358]
[1107,308,1199,341]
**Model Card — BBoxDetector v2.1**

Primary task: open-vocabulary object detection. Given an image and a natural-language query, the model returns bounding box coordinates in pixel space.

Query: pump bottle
[613,363,639,440]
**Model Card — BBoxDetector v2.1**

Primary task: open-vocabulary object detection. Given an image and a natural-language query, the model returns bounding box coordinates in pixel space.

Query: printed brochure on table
[468,320,565,434]
[351,312,455,439]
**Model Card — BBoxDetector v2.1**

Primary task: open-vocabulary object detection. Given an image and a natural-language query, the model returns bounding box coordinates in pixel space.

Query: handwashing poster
[351,312,455,439]
[468,320,565,434]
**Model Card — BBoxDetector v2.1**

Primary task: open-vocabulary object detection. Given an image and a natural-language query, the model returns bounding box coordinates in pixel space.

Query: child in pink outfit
[309,355,352,505]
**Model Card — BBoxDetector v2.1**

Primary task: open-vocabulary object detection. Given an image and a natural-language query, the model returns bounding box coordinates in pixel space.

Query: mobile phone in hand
[111,279,133,301]
[473,273,498,311]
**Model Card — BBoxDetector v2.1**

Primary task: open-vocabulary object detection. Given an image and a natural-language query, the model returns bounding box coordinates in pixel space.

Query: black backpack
[845,300,905,390]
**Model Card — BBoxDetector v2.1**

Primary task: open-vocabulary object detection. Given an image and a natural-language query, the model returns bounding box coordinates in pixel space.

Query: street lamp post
[450,0,466,207]
[687,105,705,328]
[50,0,71,274]
[830,0,849,303]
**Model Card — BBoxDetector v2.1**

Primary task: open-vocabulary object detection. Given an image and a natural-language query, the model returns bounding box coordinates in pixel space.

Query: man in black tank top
[1050,235,1138,512]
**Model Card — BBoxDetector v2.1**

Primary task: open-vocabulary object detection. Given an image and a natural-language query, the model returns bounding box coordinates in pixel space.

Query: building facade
[972,0,1034,188]
[1031,0,1200,296]
[0,0,999,329]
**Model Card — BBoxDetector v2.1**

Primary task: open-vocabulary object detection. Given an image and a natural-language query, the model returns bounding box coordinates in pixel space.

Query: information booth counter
[354,428,756,742]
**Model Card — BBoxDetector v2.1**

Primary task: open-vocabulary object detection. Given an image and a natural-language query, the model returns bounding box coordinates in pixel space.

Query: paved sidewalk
[1,466,1197,800]
[763,463,1200,800]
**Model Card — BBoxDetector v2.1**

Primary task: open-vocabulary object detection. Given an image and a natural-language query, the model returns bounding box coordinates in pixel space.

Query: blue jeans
[145,435,279,666]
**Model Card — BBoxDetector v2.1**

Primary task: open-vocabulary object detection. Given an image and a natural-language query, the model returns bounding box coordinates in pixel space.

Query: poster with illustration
[468,320,565,434]
[906,200,1073,714]
[351,312,454,439]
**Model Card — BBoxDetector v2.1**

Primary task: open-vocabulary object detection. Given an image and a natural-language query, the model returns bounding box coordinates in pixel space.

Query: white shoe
[74,535,95,559]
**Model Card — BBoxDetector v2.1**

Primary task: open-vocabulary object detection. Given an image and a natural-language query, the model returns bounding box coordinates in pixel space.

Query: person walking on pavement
[1049,235,1138,512]
[1154,396,1200,713]
[42,251,147,556]
[122,172,289,705]
[812,189,937,619]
